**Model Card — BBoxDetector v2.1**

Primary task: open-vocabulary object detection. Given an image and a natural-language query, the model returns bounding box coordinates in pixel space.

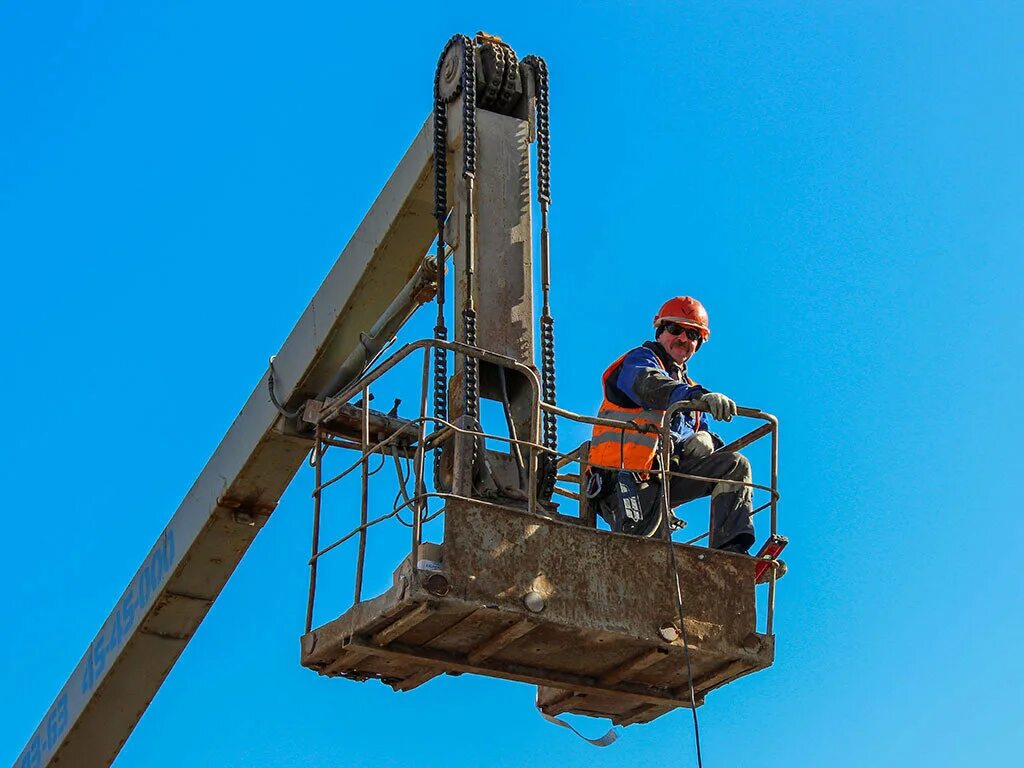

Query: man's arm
[615,347,706,410]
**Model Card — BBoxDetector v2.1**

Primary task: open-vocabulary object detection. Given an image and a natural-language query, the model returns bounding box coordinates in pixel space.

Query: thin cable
[391,446,416,527]
[366,453,388,477]
[665,533,704,767]
[268,357,303,418]
[658,444,704,765]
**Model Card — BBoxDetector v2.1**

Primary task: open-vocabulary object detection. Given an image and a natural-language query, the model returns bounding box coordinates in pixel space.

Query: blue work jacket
[609,343,711,447]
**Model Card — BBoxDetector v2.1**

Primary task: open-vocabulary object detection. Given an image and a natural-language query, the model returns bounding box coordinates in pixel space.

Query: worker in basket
[586,296,755,553]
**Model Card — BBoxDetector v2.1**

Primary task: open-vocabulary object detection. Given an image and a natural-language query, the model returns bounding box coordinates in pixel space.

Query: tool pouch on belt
[617,470,667,537]
[614,471,644,531]
[589,469,653,534]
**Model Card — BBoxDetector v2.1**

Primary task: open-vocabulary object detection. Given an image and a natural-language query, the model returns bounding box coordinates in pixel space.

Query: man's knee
[712,452,751,497]
[728,452,751,481]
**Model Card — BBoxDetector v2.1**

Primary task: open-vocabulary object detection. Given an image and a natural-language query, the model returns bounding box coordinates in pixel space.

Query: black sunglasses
[662,322,703,342]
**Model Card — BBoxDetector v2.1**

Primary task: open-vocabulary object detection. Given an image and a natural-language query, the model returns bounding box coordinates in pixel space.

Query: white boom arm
[16,115,451,768]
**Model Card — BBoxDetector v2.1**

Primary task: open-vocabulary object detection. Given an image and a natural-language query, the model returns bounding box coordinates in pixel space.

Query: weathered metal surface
[448,105,536,464]
[450,111,534,365]
[302,498,773,725]
[310,401,420,446]
[444,500,757,648]
[18,110,467,768]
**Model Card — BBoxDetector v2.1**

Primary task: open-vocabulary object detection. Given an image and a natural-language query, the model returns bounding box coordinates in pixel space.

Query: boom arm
[17,114,453,768]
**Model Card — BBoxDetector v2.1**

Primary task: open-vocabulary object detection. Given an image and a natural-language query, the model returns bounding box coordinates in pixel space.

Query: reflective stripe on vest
[588,347,701,472]
[589,350,667,472]
[589,404,663,471]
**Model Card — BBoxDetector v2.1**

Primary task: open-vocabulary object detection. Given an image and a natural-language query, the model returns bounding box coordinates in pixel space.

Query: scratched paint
[15,529,175,768]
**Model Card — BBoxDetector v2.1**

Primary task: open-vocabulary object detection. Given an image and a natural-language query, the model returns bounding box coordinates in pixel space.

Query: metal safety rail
[545,399,783,634]
[304,338,782,636]
[304,338,541,633]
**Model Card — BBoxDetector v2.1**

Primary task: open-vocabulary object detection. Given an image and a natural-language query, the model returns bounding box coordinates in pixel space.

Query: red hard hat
[653,296,710,340]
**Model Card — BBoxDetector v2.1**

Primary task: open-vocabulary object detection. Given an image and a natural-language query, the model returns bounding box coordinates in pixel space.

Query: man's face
[657,323,700,365]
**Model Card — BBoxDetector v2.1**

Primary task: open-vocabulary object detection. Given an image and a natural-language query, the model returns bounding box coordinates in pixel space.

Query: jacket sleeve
[616,348,706,410]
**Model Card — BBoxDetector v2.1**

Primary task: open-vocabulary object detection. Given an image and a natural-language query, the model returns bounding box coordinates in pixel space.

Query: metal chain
[459,38,481,469]
[476,33,504,110]
[523,55,558,501]
[524,56,554,433]
[475,34,519,114]
[526,55,551,206]
[433,34,481,483]
[498,46,519,112]
[432,34,468,484]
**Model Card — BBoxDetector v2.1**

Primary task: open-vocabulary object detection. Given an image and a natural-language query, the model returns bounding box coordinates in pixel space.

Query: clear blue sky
[3,2,1022,766]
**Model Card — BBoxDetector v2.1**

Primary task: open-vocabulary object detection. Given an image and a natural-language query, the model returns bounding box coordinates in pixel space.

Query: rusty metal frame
[305,339,542,630]
[306,338,783,639]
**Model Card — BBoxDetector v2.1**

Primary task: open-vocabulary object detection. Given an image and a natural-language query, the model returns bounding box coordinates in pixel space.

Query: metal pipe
[768,414,779,536]
[314,418,428,495]
[412,348,432,576]
[464,178,476,315]
[316,403,420,443]
[319,435,417,458]
[318,256,439,400]
[322,339,540,424]
[305,427,324,634]
[320,484,614,564]
[682,501,774,545]
[555,442,586,469]
[660,414,674,540]
[541,398,773,428]
[656,401,783,639]
[421,425,455,451]
[354,386,370,603]
[320,338,543,512]
[314,415,573,503]
[314,509,404,560]
[497,366,527,489]
[527,384,539,518]
[539,204,551,312]
[718,423,773,454]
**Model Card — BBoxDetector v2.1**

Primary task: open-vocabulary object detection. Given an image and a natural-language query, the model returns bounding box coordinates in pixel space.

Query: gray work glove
[700,392,737,421]
[681,431,716,459]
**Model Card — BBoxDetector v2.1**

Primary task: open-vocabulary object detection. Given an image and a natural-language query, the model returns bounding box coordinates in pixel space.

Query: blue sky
[3,2,1022,766]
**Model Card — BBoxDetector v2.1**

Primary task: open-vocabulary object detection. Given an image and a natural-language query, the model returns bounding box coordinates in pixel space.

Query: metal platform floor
[301,500,774,726]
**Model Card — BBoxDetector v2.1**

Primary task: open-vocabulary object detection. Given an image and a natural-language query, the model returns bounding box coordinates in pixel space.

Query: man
[586,296,755,554]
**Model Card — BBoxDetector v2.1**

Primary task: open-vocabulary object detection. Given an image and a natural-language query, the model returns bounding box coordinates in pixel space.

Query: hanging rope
[662,507,704,766]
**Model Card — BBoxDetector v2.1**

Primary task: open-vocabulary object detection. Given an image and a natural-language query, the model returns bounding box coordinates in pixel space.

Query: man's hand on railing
[700,392,737,422]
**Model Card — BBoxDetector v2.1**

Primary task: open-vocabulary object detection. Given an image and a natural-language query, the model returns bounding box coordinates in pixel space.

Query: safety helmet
[653,296,710,341]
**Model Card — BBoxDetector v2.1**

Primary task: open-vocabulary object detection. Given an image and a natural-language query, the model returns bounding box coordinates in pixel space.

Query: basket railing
[304,338,782,636]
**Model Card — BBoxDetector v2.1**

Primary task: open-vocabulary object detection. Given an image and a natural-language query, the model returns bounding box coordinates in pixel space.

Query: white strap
[536,697,618,747]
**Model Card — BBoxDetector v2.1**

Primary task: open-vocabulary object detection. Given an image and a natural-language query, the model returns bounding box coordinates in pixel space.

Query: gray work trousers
[641,449,756,551]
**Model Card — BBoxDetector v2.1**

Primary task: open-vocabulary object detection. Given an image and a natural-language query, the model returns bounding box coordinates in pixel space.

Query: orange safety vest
[588,348,701,473]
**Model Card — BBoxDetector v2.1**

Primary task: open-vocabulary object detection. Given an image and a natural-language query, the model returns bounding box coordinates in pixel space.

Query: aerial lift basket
[299,342,783,727]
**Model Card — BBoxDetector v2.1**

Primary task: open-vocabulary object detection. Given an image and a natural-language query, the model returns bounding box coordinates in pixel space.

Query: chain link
[525,55,551,205]
[476,33,504,110]
[460,38,481,469]
[434,41,555,495]
[498,46,519,113]
[432,35,468,484]
[475,34,519,114]
[433,34,481,484]
[522,55,558,501]
[523,55,558,502]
